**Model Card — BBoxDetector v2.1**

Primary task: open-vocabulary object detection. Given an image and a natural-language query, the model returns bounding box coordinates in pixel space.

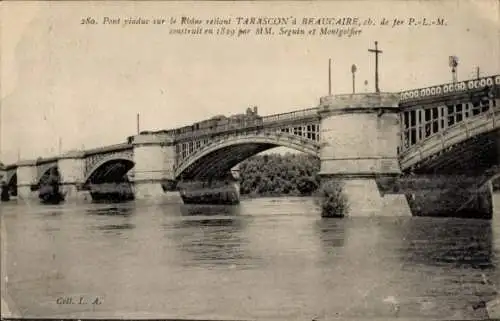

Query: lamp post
[449,56,459,83]
[351,64,357,94]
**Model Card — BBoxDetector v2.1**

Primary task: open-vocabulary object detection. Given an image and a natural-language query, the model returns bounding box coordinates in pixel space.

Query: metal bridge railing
[399,75,500,103]
[398,85,499,155]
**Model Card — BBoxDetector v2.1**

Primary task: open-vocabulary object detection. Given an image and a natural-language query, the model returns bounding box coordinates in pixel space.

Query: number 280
[81,17,97,25]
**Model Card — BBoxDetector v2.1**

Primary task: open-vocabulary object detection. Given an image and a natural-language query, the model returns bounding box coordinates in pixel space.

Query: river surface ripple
[1,196,499,320]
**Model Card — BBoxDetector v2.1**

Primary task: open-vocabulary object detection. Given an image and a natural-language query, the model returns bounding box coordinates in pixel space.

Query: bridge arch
[5,171,17,195]
[36,164,59,186]
[5,171,16,186]
[175,132,320,180]
[84,155,135,185]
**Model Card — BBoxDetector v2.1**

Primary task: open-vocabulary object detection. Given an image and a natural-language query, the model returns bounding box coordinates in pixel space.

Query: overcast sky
[1,0,499,164]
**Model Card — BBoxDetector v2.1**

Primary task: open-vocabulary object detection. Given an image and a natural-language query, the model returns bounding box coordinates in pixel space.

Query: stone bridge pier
[16,160,38,201]
[58,151,90,202]
[131,133,177,200]
[318,93,412,217]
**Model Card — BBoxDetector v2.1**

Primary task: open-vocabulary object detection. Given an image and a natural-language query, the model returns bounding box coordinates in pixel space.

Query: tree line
[238,153,320,196]
[238,153,500,196]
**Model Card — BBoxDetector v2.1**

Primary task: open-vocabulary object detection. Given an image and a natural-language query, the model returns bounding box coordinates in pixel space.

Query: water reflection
[401,217,494,269]
[315,218,347,250]
[85,205,133,217]
[311,216,500,320]
[398,217,498,319]
[40,211,64,218]
[85,205,135,236]
[38,210,64,233]
[179,204,242,216]
[94,223,136,231]
[166,204,255,268]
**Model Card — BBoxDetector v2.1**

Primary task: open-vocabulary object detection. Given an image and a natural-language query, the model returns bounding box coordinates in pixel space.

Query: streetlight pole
[351,64,357,94]
[449,56,459,83]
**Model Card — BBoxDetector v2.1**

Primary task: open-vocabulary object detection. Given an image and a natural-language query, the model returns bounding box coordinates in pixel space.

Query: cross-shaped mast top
[368,41,383,93]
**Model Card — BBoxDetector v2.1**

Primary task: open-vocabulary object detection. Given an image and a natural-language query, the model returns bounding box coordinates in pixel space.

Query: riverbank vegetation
[238,153,347,216]
[238,153,320,197]
[238,153,500,197]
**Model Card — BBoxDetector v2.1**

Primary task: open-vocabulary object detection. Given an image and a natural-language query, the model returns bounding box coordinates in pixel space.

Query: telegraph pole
[136,113,140,134]
[368,41,383,93]
[476,66,480,79]
[328,59,332,95]
[0,105,2,162]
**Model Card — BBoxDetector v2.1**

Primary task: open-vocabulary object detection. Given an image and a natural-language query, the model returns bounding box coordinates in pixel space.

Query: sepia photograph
[1,0,499,320]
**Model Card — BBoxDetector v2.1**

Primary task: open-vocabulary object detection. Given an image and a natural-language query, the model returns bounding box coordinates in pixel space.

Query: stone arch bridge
[2,74,499,219]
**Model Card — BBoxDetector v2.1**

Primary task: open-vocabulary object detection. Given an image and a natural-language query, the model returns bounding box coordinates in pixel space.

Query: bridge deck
[5,74,500,168]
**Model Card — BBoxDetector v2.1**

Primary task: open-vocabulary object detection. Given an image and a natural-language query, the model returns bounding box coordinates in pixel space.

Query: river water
[1,195,499,320]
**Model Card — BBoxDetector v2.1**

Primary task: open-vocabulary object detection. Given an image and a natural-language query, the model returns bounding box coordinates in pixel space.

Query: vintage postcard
[1,0,499,320]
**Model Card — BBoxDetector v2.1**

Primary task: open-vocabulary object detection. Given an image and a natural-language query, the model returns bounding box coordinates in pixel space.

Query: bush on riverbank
[315,180,349,218]
[239,153,320,196]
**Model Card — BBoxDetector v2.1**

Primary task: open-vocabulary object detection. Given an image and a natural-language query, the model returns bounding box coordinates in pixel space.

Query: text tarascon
[235,17,295,25]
